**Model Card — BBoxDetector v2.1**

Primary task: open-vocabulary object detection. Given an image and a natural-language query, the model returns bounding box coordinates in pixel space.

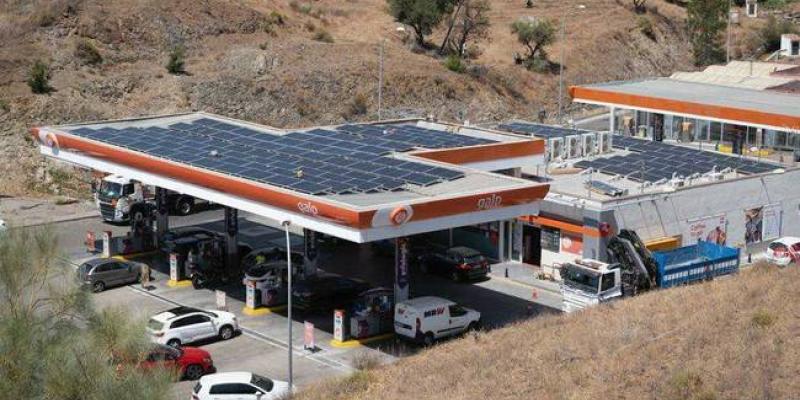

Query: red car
[141,344,215,380]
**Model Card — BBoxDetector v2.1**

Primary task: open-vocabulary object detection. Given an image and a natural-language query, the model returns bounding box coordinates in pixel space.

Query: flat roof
[34,113,548,243]
[495,121,787,202]
[570,78,800,130]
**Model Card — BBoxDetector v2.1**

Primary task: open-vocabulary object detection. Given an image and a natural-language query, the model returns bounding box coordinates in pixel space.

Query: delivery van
[394,296,480,345]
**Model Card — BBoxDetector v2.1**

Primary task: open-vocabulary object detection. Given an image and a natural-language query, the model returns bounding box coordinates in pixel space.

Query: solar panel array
[574,135,780,182]
[498,122,780,183]
[498,122,589,138]
[67,118,494,196]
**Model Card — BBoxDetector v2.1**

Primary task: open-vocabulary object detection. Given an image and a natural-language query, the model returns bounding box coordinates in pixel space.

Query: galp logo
[297,201,319,216]
[477,194,502,210]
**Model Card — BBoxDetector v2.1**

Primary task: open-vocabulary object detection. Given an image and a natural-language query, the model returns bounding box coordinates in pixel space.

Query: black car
[291,276,371,312]
[160,227,216,254]
[241,247,304,272]
[419,246,490,282]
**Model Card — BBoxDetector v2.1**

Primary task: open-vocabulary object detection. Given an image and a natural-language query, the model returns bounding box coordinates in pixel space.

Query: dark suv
[419,246,490,282]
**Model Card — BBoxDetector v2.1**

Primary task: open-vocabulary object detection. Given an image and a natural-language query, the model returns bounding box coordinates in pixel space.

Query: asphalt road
[54,207,562,398]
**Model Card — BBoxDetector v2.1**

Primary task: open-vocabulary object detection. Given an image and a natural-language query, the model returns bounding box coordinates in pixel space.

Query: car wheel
[176,198,193,216]
[422,332,435,346]
[167,338,181,348]
[219,325,234,340]
[191,275,204,290]
[183,364,205,380]
[467,322,479,332]
[450,271,461,282]
[92,281,105,293]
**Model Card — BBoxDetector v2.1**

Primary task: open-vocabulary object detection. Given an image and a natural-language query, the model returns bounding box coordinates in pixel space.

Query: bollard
[747,252,752,264]
[505,268,509,278]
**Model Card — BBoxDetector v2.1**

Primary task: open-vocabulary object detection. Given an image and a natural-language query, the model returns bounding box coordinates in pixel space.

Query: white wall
[608,169,800,249]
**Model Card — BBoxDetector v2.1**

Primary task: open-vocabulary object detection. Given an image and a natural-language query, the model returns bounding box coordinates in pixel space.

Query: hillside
[0,0,694,196]
[298,263,800,399]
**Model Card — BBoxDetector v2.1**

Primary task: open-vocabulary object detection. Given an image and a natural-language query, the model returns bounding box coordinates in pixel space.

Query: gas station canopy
[33,113,549,242]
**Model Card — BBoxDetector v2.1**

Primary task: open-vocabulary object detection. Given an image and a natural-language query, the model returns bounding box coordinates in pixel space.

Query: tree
[387,0,454,47]
[444,0,491,57]
[511,17,556,61]
[687,0,727,66]
[166,45,186,74]
[28,60,51,94]
[0,227,173,400]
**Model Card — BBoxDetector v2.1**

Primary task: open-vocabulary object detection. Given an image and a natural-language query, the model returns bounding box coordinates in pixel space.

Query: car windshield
[562,266,601,293]
[147,319,164,331]
[463,254,485,264]
[98,181,122,198]
[251,374,274,392]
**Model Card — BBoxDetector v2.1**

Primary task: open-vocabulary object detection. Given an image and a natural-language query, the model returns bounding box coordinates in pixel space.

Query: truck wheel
[176,197,194,216]
[132,209,145,224]
[422,332,435,346]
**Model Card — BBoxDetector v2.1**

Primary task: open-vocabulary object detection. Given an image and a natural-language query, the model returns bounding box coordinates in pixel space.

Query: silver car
[78,258,148,292]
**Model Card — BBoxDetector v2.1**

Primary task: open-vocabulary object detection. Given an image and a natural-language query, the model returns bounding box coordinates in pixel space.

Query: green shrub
[638,16,656,41]
[444,54,466,73]
[313,30,334,43]
[75,38,102,65]
[28,60,51,94]
[268,10,286,25]
[752,310,776,328]
[166,45,186,75]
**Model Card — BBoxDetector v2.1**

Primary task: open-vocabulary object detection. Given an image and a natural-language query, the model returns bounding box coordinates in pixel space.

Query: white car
[766,237,800,266]
[0,219,6,232]
[192,372,291,400]
[394,296,480,346]
[148,306,239,347]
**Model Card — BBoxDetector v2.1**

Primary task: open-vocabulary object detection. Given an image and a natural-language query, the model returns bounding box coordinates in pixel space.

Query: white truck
[560,259,622,313]
[95,175,202,223]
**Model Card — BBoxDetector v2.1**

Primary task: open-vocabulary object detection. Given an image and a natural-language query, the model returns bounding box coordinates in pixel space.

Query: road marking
[127,285,355,373]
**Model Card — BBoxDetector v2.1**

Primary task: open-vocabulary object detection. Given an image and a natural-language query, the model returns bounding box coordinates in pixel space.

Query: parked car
[394,296,480,346]
[766,237,800,266]
[147,306,239,347]
[192,372,291,400]
[0,218,6,232]
[241,247,303,275]
[77,257,149,292]
[291,276,371,312]
[140,344,215,380]
[418,246,490,281]
[160,227,217,254]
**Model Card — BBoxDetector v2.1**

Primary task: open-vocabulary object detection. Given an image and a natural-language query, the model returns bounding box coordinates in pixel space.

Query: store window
[710,122,722,143]
[601,273,615,292]
[540,227,560,253]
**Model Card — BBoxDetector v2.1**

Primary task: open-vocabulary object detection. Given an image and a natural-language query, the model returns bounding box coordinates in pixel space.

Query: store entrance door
[522,225,541,265]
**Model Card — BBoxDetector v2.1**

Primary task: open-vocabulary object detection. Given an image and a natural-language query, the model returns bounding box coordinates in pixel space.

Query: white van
[394,296,480,345]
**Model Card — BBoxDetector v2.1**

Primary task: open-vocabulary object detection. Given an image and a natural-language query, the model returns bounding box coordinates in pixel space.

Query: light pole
[726,0,733,63]
[282,220,293,392]
[557,4,586,124]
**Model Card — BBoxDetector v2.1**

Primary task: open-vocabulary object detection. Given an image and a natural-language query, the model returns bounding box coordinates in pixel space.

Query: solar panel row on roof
[66,119,494,196]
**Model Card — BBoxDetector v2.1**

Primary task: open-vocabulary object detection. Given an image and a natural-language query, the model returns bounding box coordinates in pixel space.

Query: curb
[15,211,100,228]
[167,279,192,288]
[491,274,561,294]
[242,305,287,316]
[329,333,395,348]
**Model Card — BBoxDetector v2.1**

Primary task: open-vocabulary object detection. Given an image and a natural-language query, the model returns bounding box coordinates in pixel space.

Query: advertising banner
[560,232,583,255]
[745,204,781,244]
[684,214,727,245]
[304,321,315,350]
[394,237,409,303]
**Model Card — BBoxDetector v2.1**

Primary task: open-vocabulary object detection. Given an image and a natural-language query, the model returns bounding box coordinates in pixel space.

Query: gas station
[33,112,550,362]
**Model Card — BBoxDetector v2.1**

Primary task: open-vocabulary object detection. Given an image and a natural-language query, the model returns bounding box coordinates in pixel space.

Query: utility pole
[726,0,732,63]
[378,39,385,121]
[557,5,586,124]
[283,221,293,393]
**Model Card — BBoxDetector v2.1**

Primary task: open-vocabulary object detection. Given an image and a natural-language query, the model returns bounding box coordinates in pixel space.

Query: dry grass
[297,262,800,400]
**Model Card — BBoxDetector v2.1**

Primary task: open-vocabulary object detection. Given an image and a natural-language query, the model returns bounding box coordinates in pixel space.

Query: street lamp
[282,220,293,392]
[557,4,586,125]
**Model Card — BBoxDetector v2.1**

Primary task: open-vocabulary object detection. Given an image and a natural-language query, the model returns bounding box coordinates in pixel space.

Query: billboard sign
[684,214,727,245]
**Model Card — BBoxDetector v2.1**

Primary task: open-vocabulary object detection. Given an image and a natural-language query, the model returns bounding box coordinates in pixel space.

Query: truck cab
[560,259,622,313]
[95,175,149,222]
